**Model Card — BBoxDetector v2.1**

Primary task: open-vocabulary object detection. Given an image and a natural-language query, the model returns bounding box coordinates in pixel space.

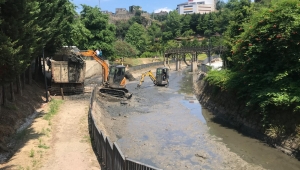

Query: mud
[93,66,264,170]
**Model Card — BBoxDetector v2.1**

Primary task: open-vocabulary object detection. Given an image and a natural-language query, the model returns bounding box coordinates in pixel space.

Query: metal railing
[88,87,162,170]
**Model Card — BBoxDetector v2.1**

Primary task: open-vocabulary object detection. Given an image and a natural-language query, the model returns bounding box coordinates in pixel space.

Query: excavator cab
[155,67,169,86]
[108,65,126,89]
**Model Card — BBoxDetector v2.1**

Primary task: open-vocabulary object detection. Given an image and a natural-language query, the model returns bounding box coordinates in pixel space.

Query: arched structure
[164,46,226,72]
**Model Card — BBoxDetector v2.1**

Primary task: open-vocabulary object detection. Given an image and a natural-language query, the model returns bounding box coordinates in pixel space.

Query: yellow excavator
[80,50,132,99]
[137,67,169,88]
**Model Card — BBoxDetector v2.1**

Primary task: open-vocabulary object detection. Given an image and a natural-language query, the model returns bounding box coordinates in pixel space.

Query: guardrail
[88,87,162,170]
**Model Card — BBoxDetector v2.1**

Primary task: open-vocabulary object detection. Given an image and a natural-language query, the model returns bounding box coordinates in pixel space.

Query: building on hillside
[177,0,216,15]
[153,11,169,16]
[115,8,128,15]
[129,5,142,13]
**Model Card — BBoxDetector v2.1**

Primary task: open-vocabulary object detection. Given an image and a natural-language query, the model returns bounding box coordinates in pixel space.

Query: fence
[88,87,162,170]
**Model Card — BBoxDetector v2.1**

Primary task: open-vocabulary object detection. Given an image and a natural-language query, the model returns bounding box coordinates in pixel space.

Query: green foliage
[113,40,139,59]
[162,10,182,41]
[125,22,148,54]
[44,99,63,121]
[29,149,35,158]
[0,0,82,85]
[115,20,131,40]
[80,5,116,59]
[140,51,159,58]
[38,138,49,149]
[230,0,300,112]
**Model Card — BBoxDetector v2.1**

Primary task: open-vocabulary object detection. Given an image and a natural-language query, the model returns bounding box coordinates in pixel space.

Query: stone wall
[194,72,300,159]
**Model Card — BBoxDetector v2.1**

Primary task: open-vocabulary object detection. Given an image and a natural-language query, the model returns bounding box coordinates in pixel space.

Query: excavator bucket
[99,87,132,99]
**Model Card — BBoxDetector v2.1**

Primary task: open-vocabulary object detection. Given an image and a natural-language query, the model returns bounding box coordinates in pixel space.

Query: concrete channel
[93,66,300,170]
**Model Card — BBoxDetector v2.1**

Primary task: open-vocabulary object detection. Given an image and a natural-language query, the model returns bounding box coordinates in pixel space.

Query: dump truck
[48,46,86,95]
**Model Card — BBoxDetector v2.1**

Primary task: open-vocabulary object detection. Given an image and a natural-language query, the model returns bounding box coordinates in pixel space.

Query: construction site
[1,47,300,170]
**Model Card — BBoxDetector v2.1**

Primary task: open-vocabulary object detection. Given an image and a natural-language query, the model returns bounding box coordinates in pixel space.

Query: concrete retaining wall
[85,60,102,79]
[195,73,300,159]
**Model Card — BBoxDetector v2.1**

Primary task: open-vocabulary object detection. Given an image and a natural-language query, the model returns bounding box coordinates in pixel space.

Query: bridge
[163,46,226,72]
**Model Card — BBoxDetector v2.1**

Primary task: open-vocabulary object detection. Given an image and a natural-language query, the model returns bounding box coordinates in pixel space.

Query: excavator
[80,50,132,99]
[137,67,169,88]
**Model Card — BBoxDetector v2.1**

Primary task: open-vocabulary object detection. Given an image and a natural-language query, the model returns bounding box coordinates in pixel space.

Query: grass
[43,99,63,121]
[198,53,207,60]
[40,128,51,137]
[80,135,91,143]
[38,138,49,149]
[31,159,38,167]
[29,149,35,158]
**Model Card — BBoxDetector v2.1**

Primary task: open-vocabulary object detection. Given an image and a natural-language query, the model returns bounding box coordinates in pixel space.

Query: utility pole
[98,0,100,8]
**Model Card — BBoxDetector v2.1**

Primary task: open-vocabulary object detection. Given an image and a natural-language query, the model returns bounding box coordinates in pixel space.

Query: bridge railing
[88,87,162,170]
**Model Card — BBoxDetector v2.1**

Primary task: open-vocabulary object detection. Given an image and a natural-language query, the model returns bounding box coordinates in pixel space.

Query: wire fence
[88,87,162,170]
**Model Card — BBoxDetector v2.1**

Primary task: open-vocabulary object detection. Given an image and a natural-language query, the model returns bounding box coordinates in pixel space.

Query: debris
[195,153,208,159]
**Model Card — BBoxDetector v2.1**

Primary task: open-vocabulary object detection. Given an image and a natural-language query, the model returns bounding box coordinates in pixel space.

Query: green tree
[162,10,182,41]
[125,22,148,55]
[80,5,116,58]
[181,14,192,35]
[113,40,139,59]
[230,0,300,115]
[0,0,41,84]
[148,22,162,51]
[115,20,131,40]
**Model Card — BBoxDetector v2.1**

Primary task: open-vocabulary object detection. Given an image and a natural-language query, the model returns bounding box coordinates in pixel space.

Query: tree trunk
[34,56,39,80]
[38,56,42,79]
[16,75,22,96]
[2,85,6,106]
[0,86,2,114]
[28,62,32,85]
[22,72,26,88]
[10,82,15,102]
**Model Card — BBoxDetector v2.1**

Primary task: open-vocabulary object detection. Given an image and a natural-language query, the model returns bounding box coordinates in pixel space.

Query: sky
[71,0,216,13]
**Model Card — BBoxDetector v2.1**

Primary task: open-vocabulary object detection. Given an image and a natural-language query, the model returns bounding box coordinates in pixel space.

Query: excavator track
[99,88,132,99]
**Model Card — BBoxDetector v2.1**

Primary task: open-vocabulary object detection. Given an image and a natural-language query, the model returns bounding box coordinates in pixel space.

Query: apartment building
[177,0,215,15]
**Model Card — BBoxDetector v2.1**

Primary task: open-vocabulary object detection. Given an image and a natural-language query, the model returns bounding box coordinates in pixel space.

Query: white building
[177,0,215,15]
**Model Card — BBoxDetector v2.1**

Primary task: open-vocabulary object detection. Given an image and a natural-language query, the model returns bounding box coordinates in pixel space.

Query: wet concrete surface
[95,67,300,170]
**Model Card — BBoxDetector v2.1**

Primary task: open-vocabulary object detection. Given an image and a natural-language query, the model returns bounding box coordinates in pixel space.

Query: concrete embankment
[194,72,300,159]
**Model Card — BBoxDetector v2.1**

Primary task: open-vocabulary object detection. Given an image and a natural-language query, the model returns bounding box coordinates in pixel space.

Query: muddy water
[103,67,300,170]
[180,69,300,170]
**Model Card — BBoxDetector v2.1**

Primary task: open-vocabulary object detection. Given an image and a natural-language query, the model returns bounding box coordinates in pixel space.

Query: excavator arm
[80,50,109,82]
[137,70,156,88]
